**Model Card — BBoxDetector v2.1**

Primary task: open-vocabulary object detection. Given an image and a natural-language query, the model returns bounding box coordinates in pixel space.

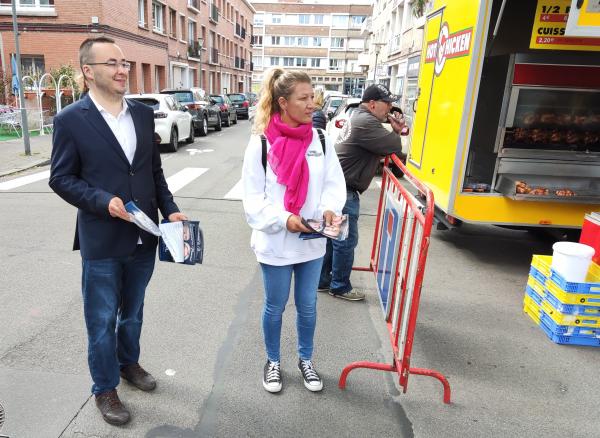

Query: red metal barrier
[338,154,451,404]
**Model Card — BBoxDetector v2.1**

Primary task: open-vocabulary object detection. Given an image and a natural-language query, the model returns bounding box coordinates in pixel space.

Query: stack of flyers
[159,220,204,265]
[299,214,349,241]
[124,201,203,265]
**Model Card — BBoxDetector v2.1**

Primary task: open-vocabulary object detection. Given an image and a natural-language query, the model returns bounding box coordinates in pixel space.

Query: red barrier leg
[409,367,451,404]
[338,361,396,389]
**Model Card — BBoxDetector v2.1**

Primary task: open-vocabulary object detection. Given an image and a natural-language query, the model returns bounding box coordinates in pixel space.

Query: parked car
[160,88,221,136]
[210,94,237,127]
[227,93,250,119]
[322,94,348,120]
[245,91,258,106]
[126,93,194,152]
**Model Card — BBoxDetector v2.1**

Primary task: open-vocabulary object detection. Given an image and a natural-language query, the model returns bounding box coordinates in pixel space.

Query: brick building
[0,0,254,96]
[249,0,371,94]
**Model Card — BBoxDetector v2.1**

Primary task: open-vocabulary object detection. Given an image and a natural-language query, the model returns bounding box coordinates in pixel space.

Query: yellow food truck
[406,0,600,230]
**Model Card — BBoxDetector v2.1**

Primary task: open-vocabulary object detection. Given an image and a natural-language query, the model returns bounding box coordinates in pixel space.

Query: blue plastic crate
[545,289,600,316]
[549,269,600,294]
[539,315,600,346]
[525,285,543,306]
[529,266,547,285]
[540,311,600,337]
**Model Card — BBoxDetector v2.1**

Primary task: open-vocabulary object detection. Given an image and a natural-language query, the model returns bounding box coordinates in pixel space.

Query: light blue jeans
[259,257,324,362]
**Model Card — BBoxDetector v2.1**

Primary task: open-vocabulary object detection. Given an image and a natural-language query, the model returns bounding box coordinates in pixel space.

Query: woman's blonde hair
[313,88,324,109]
[252,67,312,134]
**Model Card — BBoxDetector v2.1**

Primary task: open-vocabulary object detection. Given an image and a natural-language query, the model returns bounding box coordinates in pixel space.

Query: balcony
[209,3,219,23]
[188,41,201,58]
[210,48,219,64]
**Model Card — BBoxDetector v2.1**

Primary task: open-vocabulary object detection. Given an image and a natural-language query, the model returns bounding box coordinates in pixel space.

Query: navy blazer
[49,94,179,260]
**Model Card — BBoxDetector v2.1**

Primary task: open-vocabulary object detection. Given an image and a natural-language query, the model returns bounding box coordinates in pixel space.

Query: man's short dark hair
[79,37,116,67]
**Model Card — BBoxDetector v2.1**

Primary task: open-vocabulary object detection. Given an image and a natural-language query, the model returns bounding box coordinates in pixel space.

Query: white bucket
[551,242,595,283]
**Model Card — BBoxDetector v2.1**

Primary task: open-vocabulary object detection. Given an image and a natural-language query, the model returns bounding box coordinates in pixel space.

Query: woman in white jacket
[242,68,346,393]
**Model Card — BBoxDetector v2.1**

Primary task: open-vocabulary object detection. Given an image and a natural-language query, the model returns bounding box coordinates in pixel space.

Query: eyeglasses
[86,60,131,71]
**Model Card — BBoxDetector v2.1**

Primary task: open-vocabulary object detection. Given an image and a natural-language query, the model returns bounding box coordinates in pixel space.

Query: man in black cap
[319,83,406,301]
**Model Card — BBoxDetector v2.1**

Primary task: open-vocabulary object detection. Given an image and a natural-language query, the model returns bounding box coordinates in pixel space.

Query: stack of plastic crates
[524,254,600,346]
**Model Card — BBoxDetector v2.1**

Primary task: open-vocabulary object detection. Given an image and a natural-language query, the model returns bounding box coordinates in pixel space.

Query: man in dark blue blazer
[49,37,187,426]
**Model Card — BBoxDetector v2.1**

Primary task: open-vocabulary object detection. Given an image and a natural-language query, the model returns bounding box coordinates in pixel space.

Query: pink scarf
[264,113,314,215]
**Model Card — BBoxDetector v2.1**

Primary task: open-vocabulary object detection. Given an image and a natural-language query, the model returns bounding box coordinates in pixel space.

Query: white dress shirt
[89,92,137,164]
[89,92,141,243]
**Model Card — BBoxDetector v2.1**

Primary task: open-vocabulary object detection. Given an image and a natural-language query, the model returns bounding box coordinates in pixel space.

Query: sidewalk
[0,134,52,177]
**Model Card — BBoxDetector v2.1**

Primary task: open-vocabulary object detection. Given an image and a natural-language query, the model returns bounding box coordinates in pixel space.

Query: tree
[412,0,428,17]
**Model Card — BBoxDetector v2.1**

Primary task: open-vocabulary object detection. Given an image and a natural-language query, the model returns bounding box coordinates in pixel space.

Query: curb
[0,159,51,178]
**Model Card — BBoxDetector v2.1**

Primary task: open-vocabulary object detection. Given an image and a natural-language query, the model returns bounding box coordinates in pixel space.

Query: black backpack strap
[316,128,326,155]
[260,134,267,172]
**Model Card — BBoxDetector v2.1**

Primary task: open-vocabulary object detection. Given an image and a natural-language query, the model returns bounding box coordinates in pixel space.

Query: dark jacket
[312,109,327,130]
[335,106,403,193]
[49,94,179,260]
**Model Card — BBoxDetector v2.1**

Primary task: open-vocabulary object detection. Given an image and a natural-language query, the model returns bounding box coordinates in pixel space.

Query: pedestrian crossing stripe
[0,170,50,191]
[166,167,209,194]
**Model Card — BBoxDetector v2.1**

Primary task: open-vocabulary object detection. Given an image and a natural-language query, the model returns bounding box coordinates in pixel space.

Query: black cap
[361,84,398,103]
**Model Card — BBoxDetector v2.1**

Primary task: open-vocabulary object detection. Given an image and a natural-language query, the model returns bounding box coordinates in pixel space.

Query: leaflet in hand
[124,201,203,265]
[125,201,161,236]
[299,214,349,241]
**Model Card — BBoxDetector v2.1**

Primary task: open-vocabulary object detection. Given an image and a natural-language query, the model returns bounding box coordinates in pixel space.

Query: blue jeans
[260,257,323,362]
[81,247,156,395]
[319,189,360,295]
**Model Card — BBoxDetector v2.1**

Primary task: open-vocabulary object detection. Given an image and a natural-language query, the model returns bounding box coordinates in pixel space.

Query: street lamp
[197,37,204,90]
[372,42,385,85]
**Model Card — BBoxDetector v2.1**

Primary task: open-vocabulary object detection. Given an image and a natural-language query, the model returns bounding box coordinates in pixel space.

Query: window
[299,14,310,24]
[295,58,307,67]
[329,59,342,71]
[331,15,348,28]
[252,35,263,46]
[270,57,280,66]
[284,36,294,46]
[138,0,146,26]
[169,8,176,38]
[313,14,323,25]
[180,15,186,40]
[310,58,321,68]
[296,36,309,46]
[188,20,196,45]
[270,36,281,45]
[252,56,263,68]
[350,15,366,28]
[313,37,322,47]
[254,13,264,25]
[285,14,297,25]
[331,37,345,48]
[271,14,281,24]
[20,55,44,76]
[152,1,164,32]
[283,57,294,67]
[0,0,55,7]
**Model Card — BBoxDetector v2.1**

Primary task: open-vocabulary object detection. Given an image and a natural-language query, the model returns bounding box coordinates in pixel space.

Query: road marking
[187,148,215,156]
[166,167,209,193]
[223,179,243,200]
[0,170,50,190]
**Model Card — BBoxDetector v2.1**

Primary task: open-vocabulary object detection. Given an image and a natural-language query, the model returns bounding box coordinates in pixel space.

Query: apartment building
[362,0,429,126]
[250,0,371,94]
[0,0,254,95]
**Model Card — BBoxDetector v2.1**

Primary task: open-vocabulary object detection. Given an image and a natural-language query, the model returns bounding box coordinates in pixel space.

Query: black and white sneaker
[263,360,282,393]
[298,359,323,392]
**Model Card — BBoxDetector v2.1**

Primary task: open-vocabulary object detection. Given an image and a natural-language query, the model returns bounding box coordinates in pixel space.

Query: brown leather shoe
[120,363,157,391]
[95,390,130,426]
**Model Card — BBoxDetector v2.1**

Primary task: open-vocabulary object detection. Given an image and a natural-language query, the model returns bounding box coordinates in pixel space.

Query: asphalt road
[1,120,599,438]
